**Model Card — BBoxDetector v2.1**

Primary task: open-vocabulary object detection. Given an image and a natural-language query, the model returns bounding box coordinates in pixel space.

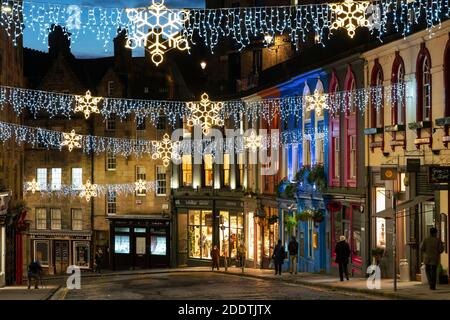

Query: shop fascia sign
[429,166,450,184]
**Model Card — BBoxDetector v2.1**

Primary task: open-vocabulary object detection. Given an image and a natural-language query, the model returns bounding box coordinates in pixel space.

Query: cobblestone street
[58,272,384,300]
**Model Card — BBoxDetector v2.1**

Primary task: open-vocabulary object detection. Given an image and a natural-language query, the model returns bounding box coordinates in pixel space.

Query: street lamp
[264,34,274,46]
[219,215,227,271]
[200,61,207,70]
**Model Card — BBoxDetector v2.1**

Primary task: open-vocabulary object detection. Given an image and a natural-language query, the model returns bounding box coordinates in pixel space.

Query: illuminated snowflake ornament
[245,131,262,152]
[126,0,190,66]
[306,90,329,116]
[329,0,370,38]
[186,93,224,135]
[75,90,102,119]
[135,179,147,194]
[79,180,98,202]
[26,178,40,194]
[152,133,180,167]
[62,129,82,152]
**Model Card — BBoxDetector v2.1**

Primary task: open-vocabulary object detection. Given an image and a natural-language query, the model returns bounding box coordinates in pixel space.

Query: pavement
[0,266,449,300]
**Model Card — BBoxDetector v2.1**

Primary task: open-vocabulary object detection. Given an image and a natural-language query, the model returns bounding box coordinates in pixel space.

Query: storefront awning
[373,195,434,219]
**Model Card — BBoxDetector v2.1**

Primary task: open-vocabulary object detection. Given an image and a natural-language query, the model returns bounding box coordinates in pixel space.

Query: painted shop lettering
[178,305,212,318]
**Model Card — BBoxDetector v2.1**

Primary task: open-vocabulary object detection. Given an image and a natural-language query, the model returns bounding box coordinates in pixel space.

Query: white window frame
[72,168,83,190]
[37,168,47,191]
[333,137,340,179]
[50,208,62,230]
[36,208,47,230]
[350,135,357,179]
[71,209,83,231]
[422,56,432,121]
[106,191,117,215]
[396,65,405,125]
[106,152,117,171]
[156,165,167,196]
[182,154,193,187]
[51,168,62,191]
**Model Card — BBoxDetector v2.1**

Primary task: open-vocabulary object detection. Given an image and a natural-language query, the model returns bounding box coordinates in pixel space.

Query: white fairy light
[26,178,40,194]
[79,180,98,202]
[61,129,82,152]
[186,93,224,135]
[126,0,190,66]
[75,90,102,119]
[329,0,371,38]
[135,179,147,194]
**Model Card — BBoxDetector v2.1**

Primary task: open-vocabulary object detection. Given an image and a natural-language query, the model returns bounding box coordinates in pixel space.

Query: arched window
[315,80,325,164]
[391,53,405,125]
[344,66,357,185]
[444,38,450,118]
[329,72,340,186]
[371,60,384,128]
[416,44,432,122]
[303,83,312,166]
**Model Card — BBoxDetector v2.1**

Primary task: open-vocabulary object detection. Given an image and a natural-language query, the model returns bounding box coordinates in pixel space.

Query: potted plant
[296,165,311,183]
[312,210,324,223]
[268,215,279,225]
[371,247,385,265]
[283,183,296,199]
[284,215,297,231]
[297,209,312,222]
[309,164,326,191]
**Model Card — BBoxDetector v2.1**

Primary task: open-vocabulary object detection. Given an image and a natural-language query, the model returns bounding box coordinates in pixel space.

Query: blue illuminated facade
[275,69,331,274]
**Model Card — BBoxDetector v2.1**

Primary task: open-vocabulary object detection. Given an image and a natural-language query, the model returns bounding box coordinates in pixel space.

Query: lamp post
[219,215,227,272]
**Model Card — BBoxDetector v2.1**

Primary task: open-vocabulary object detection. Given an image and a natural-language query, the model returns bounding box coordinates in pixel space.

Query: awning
[373,195,434,219]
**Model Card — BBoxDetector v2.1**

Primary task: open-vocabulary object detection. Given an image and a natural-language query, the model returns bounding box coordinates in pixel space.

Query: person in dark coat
[27,260,42,289]
[288,236,299,274]
[421,227,444,290]
[272,240,286,275]
[94,249,104,273]
[335,235,351,281]
[210,245,220,271]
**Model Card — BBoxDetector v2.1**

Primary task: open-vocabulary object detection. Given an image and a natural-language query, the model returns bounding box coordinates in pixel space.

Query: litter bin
[421,263,428,284]
[399,259,410,281]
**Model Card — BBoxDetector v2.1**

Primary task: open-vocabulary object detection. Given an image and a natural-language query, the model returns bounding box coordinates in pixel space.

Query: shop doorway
[54,241,69,274]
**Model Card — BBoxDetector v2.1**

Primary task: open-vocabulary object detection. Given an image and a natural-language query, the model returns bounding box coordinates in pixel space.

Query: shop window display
[220,211,244,259]
[34,240,49,266]
[115,235,130,254]
[263,208,279,258]
[188,210,213,259]
[73,241,90,268]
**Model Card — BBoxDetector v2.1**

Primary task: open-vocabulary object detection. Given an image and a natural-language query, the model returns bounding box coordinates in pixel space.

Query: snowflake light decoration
[79,180,98,202]
[186,93,224,135]
[135,179,147,194]
[26,178,40,194]
[152,133,180,167]
[245,131,262,152]
[62,129,82,152]
[75,90,102,119]
[329,0,370,38]
[126,0,190,66]
[306,90,329,116]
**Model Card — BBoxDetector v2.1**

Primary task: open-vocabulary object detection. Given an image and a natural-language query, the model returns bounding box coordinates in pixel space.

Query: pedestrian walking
[272,239,286,275]
[94,248,104,273]
[288,236,299,274]
[27,260,42,289]
[420,227,444,290]
[210,245,220,271]
[335,235,351,281]
[237,243,246,272]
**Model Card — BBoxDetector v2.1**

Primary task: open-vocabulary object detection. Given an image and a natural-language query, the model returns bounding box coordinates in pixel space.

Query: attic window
[107,81,115,97]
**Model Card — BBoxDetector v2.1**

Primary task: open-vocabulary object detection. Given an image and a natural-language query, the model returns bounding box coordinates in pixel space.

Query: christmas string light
[24,181,158,199]
[186,93,224,135]
[0,1,446,61]
[61,129,82,151]
[79,179,97,201]
[0,82,410,125]
[74,90,102,119]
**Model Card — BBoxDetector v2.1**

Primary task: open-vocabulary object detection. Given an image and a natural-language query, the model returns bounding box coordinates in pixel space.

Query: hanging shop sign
[380,167,397,180]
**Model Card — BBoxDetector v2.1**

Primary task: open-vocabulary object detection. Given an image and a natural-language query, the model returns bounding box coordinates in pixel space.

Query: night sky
[24,0,205,58]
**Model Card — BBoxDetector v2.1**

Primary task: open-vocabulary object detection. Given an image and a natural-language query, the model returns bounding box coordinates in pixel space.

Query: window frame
[106,152,117,171]
[71,168,83,190]
[156,165,167,196]
[50,208,62,230]
[106,191,117,215]
[416,44,432,122]
[37,168,47,191]
[51,168,62,191]
[391,53,406,125]
[36,208,47,230]
[71,208,83,231]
